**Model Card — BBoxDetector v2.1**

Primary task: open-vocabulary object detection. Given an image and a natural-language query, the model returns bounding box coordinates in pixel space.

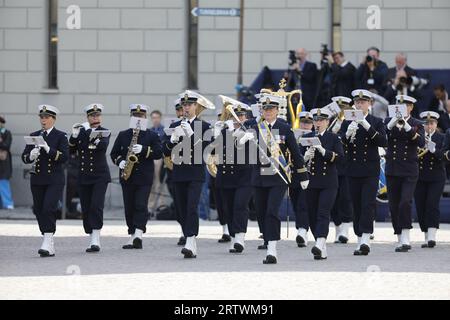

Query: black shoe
[421,243,429,248]
[262,255,277,264]
[395,245,410,252]
[257,243,268,250]
[177,236,186,246]
[353,249,362,256]
[428,240,436,248]
[338,235,348,244]
[311,246,325,260]
[296,235,306,248]
[122,244,134,249]
[232,243,244,253]
[359,244,370,255]
[133,237,143,249]
[218,234,231,243]
[86,245,100,253]
[38,249,54,257]
[181,248,196,258]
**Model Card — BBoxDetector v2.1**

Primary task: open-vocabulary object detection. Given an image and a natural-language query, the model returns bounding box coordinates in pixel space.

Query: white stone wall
[1,0,449,206]
[342,0,450,68]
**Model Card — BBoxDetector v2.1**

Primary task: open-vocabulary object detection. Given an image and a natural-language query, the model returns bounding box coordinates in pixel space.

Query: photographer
[383,53,422,108]
[429,84,450,131]
[285,48,318,110]
[354,47,388,95]
[330,51,356,98]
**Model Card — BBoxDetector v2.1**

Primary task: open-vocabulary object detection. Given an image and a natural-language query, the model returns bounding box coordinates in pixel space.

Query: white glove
[225,120,235,132]
[303,147,315,162]
[358,119,371,131]
[119,160,126,169]
[29,147,40,161]
[72,125,81,138]
[300,180,309,190]
[429,144,436,153]
[213,121,224,138]
[214,121,225,130]
[232,128,245,139]
[93,138,101,145]
[316,145,326,156]
[181,121,194,137]
[41,141,50,153]
[132,144,143,154]
[387,117,397,130]
[238,132,255,145]
[403,121,412,132]
[346,121,358,138]
[170,129,181,143]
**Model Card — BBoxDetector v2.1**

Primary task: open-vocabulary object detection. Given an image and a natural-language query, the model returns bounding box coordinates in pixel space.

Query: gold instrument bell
[260,78,303,129]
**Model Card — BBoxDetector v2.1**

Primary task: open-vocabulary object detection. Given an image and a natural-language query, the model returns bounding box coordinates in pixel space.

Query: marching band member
[384,95,425,252]
[329,96,354,244]
[21,105,68,257]
[165,98,187,246]
[110,104,162,250]
[162,90,214,259]
[340,90,387,255]
[302,108,343,260]
[214,98,253,253]
[211,111,231,244]
[414,111,446,248]
[240,93,309,264]
[69,104,111,253]
[290,111,313,248]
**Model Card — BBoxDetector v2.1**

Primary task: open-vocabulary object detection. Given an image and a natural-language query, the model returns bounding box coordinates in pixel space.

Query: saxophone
[121,124,141,180]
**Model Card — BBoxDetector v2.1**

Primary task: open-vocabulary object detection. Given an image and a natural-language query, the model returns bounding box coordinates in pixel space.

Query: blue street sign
[191,7,241,17]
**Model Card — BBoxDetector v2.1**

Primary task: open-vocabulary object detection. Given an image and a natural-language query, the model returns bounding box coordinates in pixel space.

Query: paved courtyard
[0,219,449,300]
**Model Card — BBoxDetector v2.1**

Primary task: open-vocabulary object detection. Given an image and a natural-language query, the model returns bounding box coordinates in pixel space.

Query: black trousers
[215,186,227,226]
[173,181,203,237]
[254,185,287,242]
[414,179,444,232]
[348,176,378,236]
[121,184,152,235]
[330,175,353,226]
[306,188,338,239]
[31,184,64,234]
[79,182,108,234]
[386,175,418,234]
[221,186,253,237]
[289,187,309,230]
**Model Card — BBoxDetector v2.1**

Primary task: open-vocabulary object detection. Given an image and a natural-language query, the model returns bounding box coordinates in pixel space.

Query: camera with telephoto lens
[288,50,297,66]
[397,75,430,91]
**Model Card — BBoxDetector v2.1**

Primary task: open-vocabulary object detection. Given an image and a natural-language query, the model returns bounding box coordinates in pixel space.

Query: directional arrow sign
[191,7,241,17]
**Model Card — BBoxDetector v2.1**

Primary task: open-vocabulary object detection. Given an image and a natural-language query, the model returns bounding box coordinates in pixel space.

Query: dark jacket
[69,126,111,185]
[418,131,446,182]
[0,128,12,180]
[384,116,425,177]
[162,117,212,182]
[340,114,387,177]
[355,60,389,95]
[215,127,253,189]
[251,119,308,187]
[331,61,356,98]
[300,131,344,189]
[287,61,318,109]
[110,128,162,185]
[21,128,69,185]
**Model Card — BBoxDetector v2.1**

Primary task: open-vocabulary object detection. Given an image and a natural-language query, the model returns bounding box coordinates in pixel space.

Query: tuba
[260,78,303,129]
